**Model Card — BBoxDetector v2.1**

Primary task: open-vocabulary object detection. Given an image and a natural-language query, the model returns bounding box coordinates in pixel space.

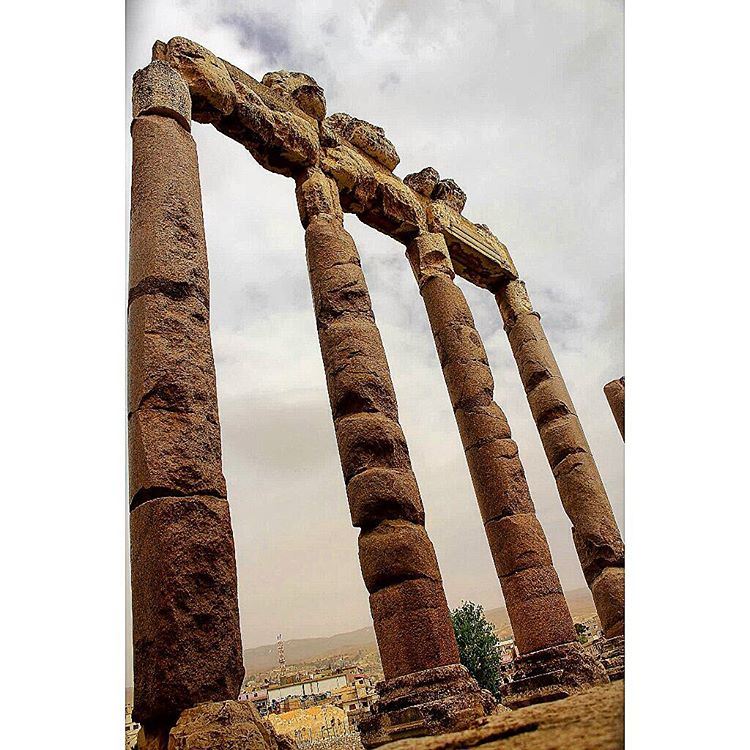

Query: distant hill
[243,587,596,674]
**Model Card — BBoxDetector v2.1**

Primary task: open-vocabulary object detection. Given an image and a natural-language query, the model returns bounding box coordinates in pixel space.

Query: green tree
[450,601,503,698]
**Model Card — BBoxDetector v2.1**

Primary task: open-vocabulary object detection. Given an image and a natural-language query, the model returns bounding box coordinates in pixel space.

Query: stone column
[407,233,607,705]
[604,377,625,440]
[129,62,244,747]
[295,169,492,746]
[495,279,624,639]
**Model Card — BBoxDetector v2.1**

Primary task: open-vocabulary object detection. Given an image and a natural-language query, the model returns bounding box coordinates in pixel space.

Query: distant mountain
[243,587,597,675]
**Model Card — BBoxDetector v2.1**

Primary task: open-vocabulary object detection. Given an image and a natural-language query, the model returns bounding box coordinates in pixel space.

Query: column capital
[406,232,455,288]
[132,60,192,132]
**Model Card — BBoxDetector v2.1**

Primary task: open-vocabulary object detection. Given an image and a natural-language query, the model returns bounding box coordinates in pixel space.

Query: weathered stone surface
[420,276,475,333]
[129,404,225,507]
[603,377,625,439]
[335,413,412,482]
[432,178,467,213]
[304,214,361,275]
[361,665,496,748]
[262,70,326,121]
[309,260,374,327]
[129,115,210,307]
[359,519,442,592]
[454,405,512,452]
[326,113,400,170]
[538,413,591,469]
[128,293,215,417]
[294,167,343,226]
[370,578,460,680]
[406,233,454,287]
[466,440,535,522]
[226,82,319,176]
[168,700,294,750]
[404,167,441,197]
[133,61,191,131]
[554,452,625,582]
[381,681,623,750]
[166,37,236,122]
[347,468,425,528]
[591,567,625,638]
[442,359,495,411]
[320,141,379,211]
[433,323,488,368]
[130,497,244,728]
[484,514,554,578]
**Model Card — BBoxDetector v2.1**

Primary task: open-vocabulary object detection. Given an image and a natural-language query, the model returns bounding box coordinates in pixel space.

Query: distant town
[126,605,609,749]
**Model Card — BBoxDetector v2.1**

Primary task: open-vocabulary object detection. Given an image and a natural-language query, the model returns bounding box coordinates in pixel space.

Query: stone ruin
[128,37,625,750]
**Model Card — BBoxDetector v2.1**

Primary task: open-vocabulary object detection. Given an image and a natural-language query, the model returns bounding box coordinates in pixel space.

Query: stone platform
[380,682,624,750]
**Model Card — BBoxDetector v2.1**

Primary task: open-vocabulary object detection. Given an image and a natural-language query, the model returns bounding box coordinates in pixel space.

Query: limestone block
[500,566,566,612]
[420,276,475,334]
[359,519,442,593]
[304,215,360,276]
[538,413,591,469]
[320,144,379,211]
[442,359,494,411]
[325,351,398,421]
[370,578,460,679]
[168,701,294,750]
[346,467,425,528]
[294,167,343,226]
[591,568,625,638]
[554,453,625,581]
[262,70,326,121]
[454,404,512,452]
[433,323,488,368]
[465,440,535,522]
[234,85,320,173]
[130,497,243,727]
[166,37,236,122]
[496,279,534,324]
[335,413,411,482]
[128,294,216,416]
[527,376,574,427]
[484,513,554,578]
[406,233,454,286]
[128,407,226,507]
[309,261,374,326]
[432,178,467,213]
[404,167,441,197]
[326,113,400,170]
[376,173,428,232]
[129,116,210,306]
[318,318,388,375]
[506,591,577,655]
[133,61,191,131]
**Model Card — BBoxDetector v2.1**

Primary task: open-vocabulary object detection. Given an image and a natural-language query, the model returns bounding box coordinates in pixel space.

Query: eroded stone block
[129,407,226,507]
[370,578,460,679]
[432,178,467,213]
[262,70,326,121]
[406,233,454,286]
[326,113,400,170]
[129,116,210,307]
[454,404,512,451]
[133,61,191,131]
[346,468,425,528]
[359,519,442,593]
[130,496,243,727]
[166,37,236,123]
[335,413,411,482]
[404,167,441,197]
[484,513,554,578]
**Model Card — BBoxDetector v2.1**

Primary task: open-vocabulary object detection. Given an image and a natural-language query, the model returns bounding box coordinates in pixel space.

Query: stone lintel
[143,37,518,290]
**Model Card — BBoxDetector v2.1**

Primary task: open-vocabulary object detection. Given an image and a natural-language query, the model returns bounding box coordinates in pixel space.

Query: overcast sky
[126,0,623,677]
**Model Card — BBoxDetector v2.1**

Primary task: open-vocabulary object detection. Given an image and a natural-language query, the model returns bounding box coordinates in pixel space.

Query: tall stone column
[495,279,624,639]
[295,169,493,746]
[407,233,606,706]
[604,377,625,440]
[129,62,244,747]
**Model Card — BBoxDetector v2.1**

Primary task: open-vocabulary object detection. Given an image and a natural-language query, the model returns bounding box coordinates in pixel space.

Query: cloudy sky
[126,0,623,676]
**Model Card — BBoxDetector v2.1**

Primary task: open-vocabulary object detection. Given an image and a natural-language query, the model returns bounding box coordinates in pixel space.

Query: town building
[267,704,349,745]
[332,674,376,727]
